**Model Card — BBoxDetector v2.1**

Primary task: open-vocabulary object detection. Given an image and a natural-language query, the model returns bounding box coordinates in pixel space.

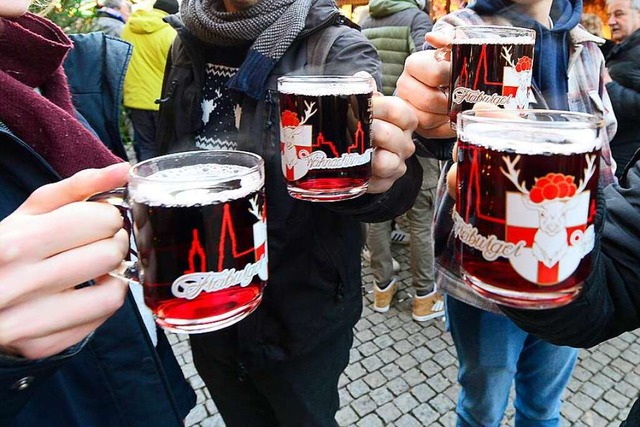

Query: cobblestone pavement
[171,240,639,427]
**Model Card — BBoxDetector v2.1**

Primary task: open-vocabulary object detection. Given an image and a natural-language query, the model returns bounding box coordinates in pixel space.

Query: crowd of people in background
[2,0,640,425]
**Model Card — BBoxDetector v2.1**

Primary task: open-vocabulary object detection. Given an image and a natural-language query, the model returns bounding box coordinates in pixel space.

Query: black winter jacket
[0,33,195,426]
[605,28,640,178]
[156,2,422,368]
[501,151,640,426]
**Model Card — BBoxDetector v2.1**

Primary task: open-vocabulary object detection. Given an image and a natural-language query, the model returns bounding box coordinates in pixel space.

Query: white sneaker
[362,247,400,272]
[390,227,409,245]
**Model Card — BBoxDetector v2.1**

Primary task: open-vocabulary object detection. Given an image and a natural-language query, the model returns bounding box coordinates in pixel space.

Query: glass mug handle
[88,188,141,284]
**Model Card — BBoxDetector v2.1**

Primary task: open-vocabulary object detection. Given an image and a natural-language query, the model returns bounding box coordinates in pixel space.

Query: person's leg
[513,335,578,427]
[367,220,393,286]
[249,328,353,427]
[406,186,435,296]
[128,108,159,162]
[446,297,527,427]
[189,328,279,427]
[367,220,397,311]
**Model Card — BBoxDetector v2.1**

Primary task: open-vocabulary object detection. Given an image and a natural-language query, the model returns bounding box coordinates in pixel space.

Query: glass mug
[446,25,536,126]
[92,150,268,333]
[277,75,374,202]
[454,110,602,309]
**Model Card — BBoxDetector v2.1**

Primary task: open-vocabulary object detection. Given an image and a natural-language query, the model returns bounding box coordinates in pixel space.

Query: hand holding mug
[367,94,418,194]
[0,163,130,359]
[396,31,456,139]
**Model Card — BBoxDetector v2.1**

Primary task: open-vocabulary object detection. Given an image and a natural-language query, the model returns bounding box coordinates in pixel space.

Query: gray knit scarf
[181,0,314,99]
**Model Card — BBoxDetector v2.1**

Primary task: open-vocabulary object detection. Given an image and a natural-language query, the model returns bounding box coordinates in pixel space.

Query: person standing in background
[96,0,130,37]
[605,0,640,178]
[395,0,618,423]
[121,0,179,161]
[580,12,615,57]
[360,0,444,322]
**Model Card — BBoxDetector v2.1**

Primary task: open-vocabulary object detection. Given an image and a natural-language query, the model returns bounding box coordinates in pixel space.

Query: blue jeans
[446,297,578,427]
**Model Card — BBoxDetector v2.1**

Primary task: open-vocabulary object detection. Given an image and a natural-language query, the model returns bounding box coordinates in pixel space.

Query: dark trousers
[189,326,353,427]
[128,108,159,162]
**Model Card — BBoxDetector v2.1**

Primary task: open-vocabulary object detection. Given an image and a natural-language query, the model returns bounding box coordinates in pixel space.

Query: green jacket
[360,1,432,95]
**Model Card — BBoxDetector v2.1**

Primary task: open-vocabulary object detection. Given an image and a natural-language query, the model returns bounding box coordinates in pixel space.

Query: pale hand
[0,163,131,359]
[396,31,456,139]
[368,94,418,194]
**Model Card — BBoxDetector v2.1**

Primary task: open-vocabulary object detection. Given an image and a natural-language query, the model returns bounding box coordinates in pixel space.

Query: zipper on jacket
[265,89,275,129]
[156,80,178,104]
[298,12,346,40]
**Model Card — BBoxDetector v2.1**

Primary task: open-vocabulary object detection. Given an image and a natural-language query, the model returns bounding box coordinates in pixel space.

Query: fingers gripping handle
[88,188,140,284]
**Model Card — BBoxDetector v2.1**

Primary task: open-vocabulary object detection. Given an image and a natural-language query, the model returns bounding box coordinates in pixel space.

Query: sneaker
[412,291,445,322]
[390,226,409,245]
[362,247,400,272]
[373,278,398,313]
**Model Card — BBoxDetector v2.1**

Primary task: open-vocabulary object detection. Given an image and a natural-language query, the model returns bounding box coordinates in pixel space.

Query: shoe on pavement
[362,247,400,272]
[373,278,398,313]
[412,291,445,322]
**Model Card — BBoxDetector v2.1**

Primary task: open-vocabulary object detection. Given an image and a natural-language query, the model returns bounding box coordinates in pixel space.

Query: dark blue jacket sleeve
[0,341,87,423]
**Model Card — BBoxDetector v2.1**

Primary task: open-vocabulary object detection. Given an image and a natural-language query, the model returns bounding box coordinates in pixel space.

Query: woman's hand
[0,163,131,359]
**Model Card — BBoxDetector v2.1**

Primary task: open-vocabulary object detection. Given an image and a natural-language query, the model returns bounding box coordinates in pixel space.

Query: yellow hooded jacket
[121,8,176,110]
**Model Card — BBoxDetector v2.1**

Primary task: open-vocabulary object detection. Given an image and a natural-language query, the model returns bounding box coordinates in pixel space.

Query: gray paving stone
[411,403,439,425]
[358,341,381,358]
[356,413,384,427]
[356,329,376,343]
[581,381,605,400]
[376,402,403,424]
[345,362,367,381]
[569,391,596,411]
[336,406,359,426]
[430,393,456,413]
[401,367,426,387]
[593,399,618,421]
[395,414,422,427]
[380,362,403,380]
[369,386,395,406]
[378,347,400,364]
[387,377,410,396]
[185,404,208,425]
[394,392,419,413]
[395,339,415,355]
[352,395,378,417]
[339,386,354,407]
[411,383,436,403]
[363,371,387,389]
[603,388,631,409]
[560,400,582,423]
[390,328,410,341]
[396,353,419,371]
[409,346,433,364]
[347,379,371,399]
[372,334,395,349]
[418,359,441,377]
[361,354,384,373]
[200,415,225,427]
